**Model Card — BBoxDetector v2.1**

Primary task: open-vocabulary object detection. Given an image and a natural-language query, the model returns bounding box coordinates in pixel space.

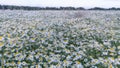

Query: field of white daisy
[0,10,120,68]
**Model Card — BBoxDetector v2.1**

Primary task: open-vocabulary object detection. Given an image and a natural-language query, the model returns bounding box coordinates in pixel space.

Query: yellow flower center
[0,36,3,41]
[76,61,81,64]
[0,42,4,47]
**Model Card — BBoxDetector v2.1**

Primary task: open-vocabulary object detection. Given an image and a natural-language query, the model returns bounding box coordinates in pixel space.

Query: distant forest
[0,4,120,10]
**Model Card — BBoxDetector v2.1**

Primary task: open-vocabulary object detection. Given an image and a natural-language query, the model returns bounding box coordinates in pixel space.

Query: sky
[0,0,120,8]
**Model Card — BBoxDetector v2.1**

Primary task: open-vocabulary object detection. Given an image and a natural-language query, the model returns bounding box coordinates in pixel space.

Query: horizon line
[0,4,120,9]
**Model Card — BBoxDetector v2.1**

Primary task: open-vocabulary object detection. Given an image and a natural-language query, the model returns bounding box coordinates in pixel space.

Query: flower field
[0,10,120,68]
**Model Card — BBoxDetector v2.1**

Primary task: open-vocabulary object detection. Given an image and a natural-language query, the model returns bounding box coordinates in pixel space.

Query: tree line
[0,5,120,10]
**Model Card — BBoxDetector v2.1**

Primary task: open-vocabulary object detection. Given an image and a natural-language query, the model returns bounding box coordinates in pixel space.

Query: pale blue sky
[0,0,120,8]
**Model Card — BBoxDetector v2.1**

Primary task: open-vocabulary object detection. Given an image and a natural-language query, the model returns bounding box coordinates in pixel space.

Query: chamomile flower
[109,47,116,52]
[108,57,115,63]
[0,42,4,47]
[109,64,114,68]
[63,60,71,66]
[76,61,84,68]
[62,38,69,44]
[0,36,4,41]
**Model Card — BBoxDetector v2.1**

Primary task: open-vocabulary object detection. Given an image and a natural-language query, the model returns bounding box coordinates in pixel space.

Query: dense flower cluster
[0,10,120,68]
